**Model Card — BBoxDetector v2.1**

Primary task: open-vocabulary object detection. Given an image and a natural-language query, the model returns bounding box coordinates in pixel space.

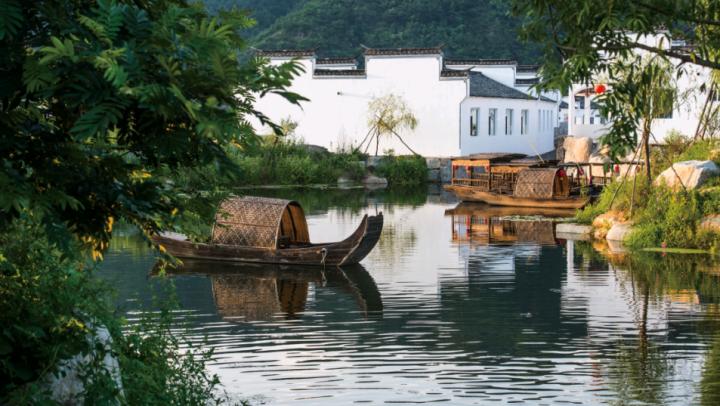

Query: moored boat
[443,153,591,209]
[152,196,383,266]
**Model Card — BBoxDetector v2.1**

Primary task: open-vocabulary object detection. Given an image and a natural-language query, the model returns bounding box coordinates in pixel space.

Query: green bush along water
[575,139,720,251]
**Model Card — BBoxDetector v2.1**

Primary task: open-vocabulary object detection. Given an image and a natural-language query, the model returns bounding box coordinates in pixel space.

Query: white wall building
[254,48,560,157]
[567,33,712,143]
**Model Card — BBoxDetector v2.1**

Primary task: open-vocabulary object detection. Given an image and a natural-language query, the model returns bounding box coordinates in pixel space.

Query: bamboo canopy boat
[152,196,383,266]
[443,153,591,209]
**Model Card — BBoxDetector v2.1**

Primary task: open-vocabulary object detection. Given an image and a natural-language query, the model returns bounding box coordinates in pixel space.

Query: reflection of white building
[567,33,712,142]
[255,48,560,157]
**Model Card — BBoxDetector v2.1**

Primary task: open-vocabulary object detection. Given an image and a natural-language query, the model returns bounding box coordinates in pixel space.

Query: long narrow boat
[443,153,591,209]
[444,185,590,209]
[152,196,383,266]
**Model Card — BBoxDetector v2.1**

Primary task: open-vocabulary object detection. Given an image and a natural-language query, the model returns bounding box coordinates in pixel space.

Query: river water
[101,187,720,405]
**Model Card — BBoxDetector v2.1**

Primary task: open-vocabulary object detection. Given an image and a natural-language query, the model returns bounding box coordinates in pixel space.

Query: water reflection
[446,202,571,245]
[156,260,382,322]
[99,188,720,405]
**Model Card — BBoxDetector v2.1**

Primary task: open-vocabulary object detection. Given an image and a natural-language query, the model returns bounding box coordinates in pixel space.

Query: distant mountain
[204,0,541,63]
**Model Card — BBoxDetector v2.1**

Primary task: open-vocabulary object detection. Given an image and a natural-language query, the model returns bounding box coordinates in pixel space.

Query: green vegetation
[576,139,720,251]
[1,0,303,403]
[374,155,428,187]
[232,139,366,186]
[0,222,230,404]
[206,0,542,61]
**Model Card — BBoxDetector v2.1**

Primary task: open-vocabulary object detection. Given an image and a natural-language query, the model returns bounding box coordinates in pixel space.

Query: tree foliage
[511,0,720,158]
[364,94,418,155]
[0,0,305,255]
[207,0,543,61]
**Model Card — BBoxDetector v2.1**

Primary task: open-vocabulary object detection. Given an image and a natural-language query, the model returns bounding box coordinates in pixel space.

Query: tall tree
[0,0,305,256]
[511,0,720,157]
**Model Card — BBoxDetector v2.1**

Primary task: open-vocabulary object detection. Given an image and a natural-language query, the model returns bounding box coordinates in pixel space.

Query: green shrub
[0,221,230,404]
[375,155,427,186]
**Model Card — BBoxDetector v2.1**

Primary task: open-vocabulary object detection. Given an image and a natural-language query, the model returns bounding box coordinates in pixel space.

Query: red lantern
[613,164,620,174]
[594,83,606,95]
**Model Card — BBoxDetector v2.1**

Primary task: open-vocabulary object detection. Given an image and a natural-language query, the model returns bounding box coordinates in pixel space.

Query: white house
[254,47,560,157]
[567,33,712,142]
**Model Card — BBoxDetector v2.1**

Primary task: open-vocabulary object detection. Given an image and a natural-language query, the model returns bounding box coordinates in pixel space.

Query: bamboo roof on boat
[513,168,562,199]
[211,196,310,249]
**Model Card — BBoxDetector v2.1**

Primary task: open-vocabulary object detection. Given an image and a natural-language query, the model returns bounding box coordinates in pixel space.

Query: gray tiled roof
[516,64,539,72]
[313,69,366,77]
[316,57,357,65]
[445,58,516,66]
[469,72,537,100]
[364,47,443,56]
[515,77,540,86]
[256,49,316,57]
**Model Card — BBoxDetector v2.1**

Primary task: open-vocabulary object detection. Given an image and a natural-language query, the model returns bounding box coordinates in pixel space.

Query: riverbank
[175,139,431,189]
[566,139,720,252]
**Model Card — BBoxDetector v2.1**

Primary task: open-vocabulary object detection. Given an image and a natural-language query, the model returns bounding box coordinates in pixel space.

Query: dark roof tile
[440,69,469,78]
[515,78,540,86]
[517,64,539,72]
[445,58,516,66]
[470,72,555,103]
[316,57,357,65]
[364,47,443,56]
[313,69,366,77]
[256,49,316,57]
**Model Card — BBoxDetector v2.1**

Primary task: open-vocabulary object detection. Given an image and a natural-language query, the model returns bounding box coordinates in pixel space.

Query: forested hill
[203,0,542,63]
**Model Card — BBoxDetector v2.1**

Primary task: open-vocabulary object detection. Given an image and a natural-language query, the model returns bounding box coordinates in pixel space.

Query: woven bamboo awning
[513,168,566,199]
[211,196,310,248]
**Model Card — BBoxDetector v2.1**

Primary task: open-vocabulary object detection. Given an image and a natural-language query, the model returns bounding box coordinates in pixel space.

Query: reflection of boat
[156,259,383,321]
[443,153,591,209]
[152,196,383,266]
[445,202,560,245]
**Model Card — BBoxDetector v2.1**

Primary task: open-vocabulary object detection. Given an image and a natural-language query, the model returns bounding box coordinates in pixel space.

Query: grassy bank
[175,138,429,188]
[575,138,720,251]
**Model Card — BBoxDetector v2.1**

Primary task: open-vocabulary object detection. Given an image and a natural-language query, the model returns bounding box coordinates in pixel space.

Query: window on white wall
[470,108,479,136]
[488,108,497,135]
[538,109,542,131]
[520,109,529,135]
[505,109,513,135]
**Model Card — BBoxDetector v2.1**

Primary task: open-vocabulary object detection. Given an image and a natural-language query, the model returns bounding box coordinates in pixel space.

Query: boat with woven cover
[444,153,591,209]
[152,196,383,266]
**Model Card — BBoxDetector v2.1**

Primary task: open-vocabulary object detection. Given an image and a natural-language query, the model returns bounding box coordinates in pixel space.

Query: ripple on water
[101,196,720,405]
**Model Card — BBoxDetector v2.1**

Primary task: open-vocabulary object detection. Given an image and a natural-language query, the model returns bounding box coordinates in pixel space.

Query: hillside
[204,0,541,63]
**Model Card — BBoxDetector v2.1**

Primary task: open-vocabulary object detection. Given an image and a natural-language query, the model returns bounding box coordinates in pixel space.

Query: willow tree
[360,94,419,156]
[0,0,305,254]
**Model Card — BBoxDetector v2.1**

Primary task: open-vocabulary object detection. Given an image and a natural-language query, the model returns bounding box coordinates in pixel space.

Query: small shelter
[211,197,310,249]
[513,168,570,199]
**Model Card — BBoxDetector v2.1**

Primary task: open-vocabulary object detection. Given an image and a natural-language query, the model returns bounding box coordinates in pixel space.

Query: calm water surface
[101,187,720,405]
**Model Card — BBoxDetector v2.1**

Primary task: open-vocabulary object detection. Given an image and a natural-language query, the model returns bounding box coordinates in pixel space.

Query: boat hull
[444,185,589,209]
[152,214,383,267]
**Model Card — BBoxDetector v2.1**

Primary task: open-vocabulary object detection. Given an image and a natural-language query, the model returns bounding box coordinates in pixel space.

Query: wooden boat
[443,153,591,209]
[152,196,383,266]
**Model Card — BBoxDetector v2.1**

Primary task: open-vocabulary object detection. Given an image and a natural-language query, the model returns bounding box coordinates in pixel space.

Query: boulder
[46,324,123,404]
[654,160,720,190]
[606,222,634,242]
[592,211,626,239]
[700,215,720,233]
[362,174,388,189]
[337,175,354,188]
[562,137,593,163]
[555,223,593,239]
